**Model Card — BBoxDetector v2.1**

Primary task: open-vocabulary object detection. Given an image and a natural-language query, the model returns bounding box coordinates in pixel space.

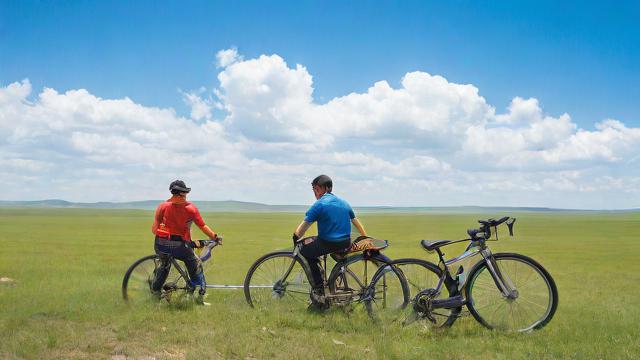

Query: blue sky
[1,1,639,208]
[3,1,639,127]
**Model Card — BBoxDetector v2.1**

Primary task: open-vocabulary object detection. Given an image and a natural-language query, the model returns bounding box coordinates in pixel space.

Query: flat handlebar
[189,238,222,248]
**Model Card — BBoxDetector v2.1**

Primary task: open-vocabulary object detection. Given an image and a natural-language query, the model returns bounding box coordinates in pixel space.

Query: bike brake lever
[507,218,516,236]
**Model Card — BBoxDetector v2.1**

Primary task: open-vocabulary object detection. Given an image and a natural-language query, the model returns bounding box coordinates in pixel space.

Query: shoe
[195,293,211,306]
[310,288,326,304]
[308,288,328,312]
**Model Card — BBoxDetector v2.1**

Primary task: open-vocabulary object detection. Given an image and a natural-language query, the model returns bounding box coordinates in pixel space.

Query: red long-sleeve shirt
[152,196,205,241]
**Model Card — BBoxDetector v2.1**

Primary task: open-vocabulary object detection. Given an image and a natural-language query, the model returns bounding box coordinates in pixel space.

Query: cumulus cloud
[0,49,639,208]
[216,48,243,68]
[181,88,214,121]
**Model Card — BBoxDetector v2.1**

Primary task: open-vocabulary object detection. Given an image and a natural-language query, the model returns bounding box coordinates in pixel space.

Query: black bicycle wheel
[365,263,410,322]
[392,258,460,328]
[466,253,558,331]
[122,255,190,305]
[122,255,159,305]
[328,257,380,308]
[244,251,311,309]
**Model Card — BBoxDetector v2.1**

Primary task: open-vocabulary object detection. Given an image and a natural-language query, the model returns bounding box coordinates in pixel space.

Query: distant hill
[0,199,638,213]
[0,199,306,212]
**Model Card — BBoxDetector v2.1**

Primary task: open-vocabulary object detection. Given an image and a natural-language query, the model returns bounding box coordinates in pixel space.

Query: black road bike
[244,236,410,321]
[394,217,558,331]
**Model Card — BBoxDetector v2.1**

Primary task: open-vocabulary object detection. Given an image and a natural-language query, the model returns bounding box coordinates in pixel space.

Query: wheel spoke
[245,253,311,309]
[467,255,556,331]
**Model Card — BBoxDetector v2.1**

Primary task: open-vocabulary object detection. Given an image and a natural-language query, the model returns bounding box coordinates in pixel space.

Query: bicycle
[393,217,558,331]
[122,239,230,305]
[243,236,410,321]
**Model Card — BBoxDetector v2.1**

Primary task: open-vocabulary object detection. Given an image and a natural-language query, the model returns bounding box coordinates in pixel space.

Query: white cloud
[0,49,639,208]
[216,48,243,68]
[181,88,213,121]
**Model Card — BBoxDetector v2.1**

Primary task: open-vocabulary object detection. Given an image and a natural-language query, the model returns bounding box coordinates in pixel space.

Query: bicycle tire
[365,262,410,322]
[122,255,159,304]
[244,251,311,309]
[122,254,191,305]
[466,253,558,331]
[327,255,380,308]
[391,258,461,328]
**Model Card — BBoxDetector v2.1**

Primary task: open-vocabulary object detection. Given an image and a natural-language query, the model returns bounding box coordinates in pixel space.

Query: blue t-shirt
[304,193,355,242]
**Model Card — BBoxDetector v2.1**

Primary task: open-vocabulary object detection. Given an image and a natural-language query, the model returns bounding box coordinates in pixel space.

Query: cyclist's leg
[151,236,172,292]
[172,242,205,291]
[299,236,323,289]
[300,237,351,291]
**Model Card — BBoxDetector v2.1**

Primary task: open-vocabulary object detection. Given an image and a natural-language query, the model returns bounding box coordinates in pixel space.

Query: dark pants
[151,236,205,292]
[299,236,351,289]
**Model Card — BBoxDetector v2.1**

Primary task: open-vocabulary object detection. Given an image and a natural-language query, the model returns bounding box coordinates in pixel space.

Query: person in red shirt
[150,180,220,303]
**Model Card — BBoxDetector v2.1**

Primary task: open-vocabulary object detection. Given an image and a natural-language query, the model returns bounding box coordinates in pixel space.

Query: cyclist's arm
[191,206,219,242]
[351,218,367,236]
[197,224,218,240]
[294,221,313,238]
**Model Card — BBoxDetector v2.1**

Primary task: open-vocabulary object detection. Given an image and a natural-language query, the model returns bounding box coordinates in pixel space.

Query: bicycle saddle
[420,239,452,251]
[332,236,388,258]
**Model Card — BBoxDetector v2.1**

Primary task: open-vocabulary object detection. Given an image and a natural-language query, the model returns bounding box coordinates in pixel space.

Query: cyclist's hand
[292,233,300,246]
[213,234,223,245]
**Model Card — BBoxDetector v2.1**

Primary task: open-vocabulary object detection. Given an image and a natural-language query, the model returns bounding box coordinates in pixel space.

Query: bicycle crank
[406,289,465,325]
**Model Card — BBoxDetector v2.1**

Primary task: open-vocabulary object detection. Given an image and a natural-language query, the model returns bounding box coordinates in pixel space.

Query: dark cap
[169,180,191,194]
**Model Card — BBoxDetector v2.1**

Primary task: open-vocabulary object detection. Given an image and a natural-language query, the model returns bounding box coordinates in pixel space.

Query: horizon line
[0,199,638,212]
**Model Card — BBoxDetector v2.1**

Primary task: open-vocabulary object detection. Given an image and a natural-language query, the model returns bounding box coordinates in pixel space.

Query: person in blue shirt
[292,175,367,307]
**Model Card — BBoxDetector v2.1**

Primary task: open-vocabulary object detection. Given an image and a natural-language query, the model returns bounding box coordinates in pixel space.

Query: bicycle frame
[429,234,518,304]
[166,241,249,290]
[274,242,398,302]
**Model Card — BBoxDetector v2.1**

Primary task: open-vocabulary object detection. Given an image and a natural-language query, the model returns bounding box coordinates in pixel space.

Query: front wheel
[466,253,558,331]
[244,251,311,310]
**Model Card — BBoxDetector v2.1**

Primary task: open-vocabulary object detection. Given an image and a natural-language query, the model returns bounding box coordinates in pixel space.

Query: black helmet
[169,180,191,194]
[311,175,333,192]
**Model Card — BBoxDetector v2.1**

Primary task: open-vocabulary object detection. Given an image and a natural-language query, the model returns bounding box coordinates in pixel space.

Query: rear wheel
[244,252,311,310]
[328,257,380,309]
[466,253,558,331]
[392,258,460,327]
[365,262,410,322]
[122,255,191,305]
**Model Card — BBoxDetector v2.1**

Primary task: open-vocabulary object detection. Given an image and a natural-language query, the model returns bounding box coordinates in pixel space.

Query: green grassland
[0,208,639,359]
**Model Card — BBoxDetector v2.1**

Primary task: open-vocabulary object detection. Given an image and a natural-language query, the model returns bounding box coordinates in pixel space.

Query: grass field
[1,208,639,359]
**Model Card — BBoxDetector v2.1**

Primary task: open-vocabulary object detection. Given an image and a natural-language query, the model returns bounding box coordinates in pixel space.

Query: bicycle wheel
[328,257,379,308]
[122,255,160,305]
[392,258,460,327]
[122,255,190,305]
[466,253,558,331]
[244,251,311,310]
[365,263,409,322]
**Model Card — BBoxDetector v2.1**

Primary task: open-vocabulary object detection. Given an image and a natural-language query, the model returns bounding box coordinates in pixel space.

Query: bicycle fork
[480,249,518,299]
